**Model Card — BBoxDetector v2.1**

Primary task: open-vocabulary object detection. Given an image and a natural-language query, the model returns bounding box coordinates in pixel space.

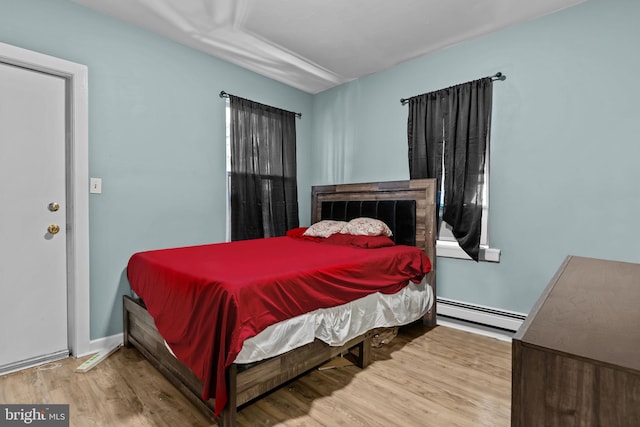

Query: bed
[123,179,437,426]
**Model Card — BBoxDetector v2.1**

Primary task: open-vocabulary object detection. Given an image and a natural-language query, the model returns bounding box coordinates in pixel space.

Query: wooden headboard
[310,179,437,326]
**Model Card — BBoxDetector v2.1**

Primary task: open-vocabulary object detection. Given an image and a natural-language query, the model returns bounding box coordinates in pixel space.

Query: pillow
[303,220,348,238]
[340,217,393,237]
[322,233,395,248]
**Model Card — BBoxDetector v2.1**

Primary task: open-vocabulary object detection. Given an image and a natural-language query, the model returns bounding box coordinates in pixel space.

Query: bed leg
[216,364,237,427]
[422,301,437,328]
[354,333,372,368]
[122,295,131,347]
[422,271,437,328]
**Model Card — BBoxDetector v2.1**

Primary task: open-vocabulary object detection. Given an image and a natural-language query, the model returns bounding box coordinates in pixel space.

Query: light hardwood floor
[0,324,511,426]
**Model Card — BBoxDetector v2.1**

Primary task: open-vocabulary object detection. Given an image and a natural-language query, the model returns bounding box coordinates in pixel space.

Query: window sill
[436,240,501,263]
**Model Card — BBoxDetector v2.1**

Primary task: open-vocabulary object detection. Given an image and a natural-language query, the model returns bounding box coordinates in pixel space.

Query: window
[225,94,299,241]
[406,77,500,262]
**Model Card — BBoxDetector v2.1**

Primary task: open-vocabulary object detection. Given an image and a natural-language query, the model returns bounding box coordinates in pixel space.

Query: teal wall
[2,0,639,340]
[0,0,313,339]
[311,0,640,314]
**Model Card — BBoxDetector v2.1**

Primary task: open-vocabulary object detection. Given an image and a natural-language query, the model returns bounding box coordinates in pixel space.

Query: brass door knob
[48,224,60,234]
[48,202,60,212]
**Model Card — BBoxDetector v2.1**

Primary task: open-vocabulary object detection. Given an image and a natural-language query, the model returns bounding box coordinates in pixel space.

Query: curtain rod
[399,72,506,105]
[219,91,302,118]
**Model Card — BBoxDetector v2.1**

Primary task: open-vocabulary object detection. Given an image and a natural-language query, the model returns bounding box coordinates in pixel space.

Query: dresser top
[515,256,640,372]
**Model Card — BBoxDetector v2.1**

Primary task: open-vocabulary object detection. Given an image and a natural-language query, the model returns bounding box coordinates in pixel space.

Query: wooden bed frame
[123,179,437,426]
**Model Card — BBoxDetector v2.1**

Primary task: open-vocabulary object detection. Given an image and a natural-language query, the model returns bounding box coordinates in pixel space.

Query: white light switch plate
[90,177,102,194]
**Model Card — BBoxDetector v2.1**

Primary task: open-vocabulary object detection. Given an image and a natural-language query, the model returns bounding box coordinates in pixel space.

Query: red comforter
[127,236,431,416]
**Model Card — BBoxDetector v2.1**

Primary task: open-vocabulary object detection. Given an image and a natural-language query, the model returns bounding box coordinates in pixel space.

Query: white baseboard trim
[437,317,514,342]
[77,333,124,358]
[0,350,69,376]
[437,297,526,332]
[1,333,125,375]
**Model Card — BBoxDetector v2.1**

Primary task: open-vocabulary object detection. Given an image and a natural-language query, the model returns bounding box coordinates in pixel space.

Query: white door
[0,61,69,372]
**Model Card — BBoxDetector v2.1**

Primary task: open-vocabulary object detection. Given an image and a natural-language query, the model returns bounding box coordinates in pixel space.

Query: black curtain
[229,96,299,240]
[407,78,492,261]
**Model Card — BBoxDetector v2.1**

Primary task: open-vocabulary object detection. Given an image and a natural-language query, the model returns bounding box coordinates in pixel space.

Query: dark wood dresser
[511,256,640,427]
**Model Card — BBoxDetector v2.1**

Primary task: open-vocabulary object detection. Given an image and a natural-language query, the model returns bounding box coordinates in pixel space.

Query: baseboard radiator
[436,297,526,332]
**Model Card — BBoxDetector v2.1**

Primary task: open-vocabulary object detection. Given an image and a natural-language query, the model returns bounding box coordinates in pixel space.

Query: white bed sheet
[234,278,433,363]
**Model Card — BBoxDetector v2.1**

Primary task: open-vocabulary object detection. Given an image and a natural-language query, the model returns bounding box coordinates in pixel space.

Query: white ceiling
[72,0,585,94]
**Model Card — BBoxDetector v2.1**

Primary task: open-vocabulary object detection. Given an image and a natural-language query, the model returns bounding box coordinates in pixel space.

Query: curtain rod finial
[492,72,506,81]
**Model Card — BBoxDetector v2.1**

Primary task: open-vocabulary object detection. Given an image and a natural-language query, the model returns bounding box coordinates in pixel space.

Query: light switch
[90,177,102,194]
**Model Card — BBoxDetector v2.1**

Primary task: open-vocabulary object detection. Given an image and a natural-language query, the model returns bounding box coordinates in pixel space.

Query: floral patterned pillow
[303,220,349,238]
[340,217,393,237]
